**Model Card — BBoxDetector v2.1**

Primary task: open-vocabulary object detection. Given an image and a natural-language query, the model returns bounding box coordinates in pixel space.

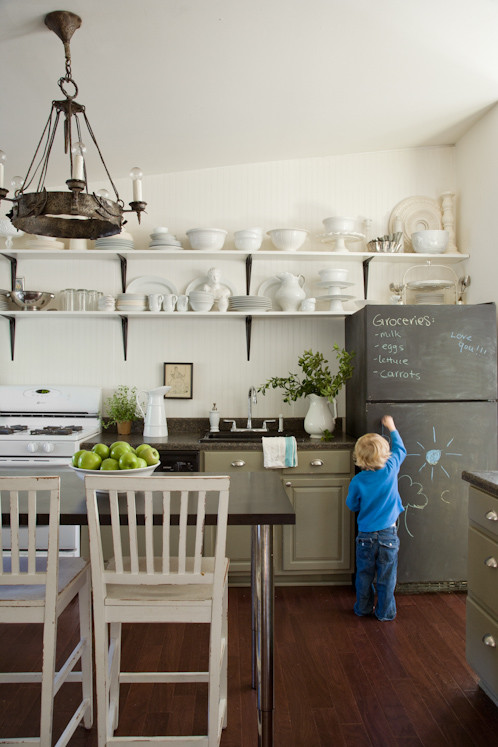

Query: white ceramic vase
[304,394,337,439]
[275,272,306,312]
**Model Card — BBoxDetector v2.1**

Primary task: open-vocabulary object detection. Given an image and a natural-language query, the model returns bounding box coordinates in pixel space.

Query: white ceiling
[2,0,498,187]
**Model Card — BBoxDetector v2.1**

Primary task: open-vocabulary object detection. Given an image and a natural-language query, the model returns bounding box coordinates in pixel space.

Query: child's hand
[381,414,396,432]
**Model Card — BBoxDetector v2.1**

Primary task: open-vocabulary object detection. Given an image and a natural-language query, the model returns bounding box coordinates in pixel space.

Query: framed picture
[163,362,193,399]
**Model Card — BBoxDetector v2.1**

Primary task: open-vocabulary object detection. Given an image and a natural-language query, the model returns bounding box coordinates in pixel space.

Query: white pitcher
[275,272,306,312]
[136,385,171,438]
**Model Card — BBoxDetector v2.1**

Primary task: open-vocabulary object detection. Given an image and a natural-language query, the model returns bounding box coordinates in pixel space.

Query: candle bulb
[130,167,143,202]
[0,150,6,189]
[71,142,86,181]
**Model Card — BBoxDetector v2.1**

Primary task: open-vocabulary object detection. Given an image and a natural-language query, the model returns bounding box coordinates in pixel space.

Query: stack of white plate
[228,295,272,312]
[116,293,146,311]
[149,227,182,250]
[25,235,65,250]
[0,292,10,310]
[95,231,134,251]
[415,292,445,305]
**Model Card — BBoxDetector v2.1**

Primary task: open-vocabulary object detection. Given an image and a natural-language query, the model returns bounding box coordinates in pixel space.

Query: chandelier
[0,10,146,240]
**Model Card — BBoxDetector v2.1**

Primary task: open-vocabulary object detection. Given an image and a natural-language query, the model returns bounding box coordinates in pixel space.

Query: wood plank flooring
[1,586,497,745]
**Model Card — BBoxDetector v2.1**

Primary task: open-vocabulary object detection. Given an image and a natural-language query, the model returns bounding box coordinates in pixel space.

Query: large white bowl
[234,230,262,252]
[186,228,227,251]
[322,216,358,234]
[69,463,160,480]
[267,228,308,251]
[189,297,214,312]
[411,229,449,254]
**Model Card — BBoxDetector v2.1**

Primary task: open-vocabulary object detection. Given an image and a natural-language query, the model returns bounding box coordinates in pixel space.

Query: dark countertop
[85,418,356,452]
[462,470,498,498]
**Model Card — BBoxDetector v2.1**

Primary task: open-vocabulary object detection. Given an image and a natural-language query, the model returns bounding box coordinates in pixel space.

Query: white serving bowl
[69,463,160,480]
[189,297,214,312]
[267,228,308,251]
[411,229,449,254]
[318,268,349,283]
[322,216,358,234]
[186,228,227,251]
[234,230,263,252]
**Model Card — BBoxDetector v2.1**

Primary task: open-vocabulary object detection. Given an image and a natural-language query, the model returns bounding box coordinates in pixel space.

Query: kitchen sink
[199,431,294,442]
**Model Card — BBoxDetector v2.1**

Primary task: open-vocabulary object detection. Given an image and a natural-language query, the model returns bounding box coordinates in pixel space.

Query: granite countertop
[462,470,498,498]
[84,418,356,452]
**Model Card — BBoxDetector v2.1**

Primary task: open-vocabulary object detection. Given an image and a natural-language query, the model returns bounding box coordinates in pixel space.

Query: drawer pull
[231,460,246,468]
[285,481,292,487]
[485,510,498,522]
[482,634,496,648]
[310,459,324,467]
[484,556,498,568]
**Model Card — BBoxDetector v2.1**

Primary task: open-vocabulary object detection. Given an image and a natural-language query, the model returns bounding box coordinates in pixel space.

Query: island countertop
[462,470,498,498]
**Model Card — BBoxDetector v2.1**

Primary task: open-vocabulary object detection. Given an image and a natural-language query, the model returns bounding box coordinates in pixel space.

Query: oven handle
[0,458,72,467]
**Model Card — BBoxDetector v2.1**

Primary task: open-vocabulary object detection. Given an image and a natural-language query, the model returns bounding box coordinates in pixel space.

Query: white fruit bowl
[267,228,308,251]
[411,229,449,254]
[69,463,160,480]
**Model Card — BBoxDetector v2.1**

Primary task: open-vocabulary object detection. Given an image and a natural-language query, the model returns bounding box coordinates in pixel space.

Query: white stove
[0,385,101,466]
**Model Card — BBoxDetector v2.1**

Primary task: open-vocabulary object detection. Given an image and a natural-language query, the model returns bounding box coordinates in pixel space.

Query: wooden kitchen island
[0,465,295,747]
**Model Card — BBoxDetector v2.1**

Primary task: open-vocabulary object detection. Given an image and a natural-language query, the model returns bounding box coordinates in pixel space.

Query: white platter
[388,196,442,246]
[126,276,178,295]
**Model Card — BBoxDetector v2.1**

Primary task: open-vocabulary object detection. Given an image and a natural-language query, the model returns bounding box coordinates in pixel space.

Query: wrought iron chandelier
[0,10,146,240]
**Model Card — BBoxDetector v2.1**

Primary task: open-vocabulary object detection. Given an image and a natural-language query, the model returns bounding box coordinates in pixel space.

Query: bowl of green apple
[69,441,161,479]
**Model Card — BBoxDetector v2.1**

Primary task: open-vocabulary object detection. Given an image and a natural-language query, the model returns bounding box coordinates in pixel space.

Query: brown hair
[353,433,391,470]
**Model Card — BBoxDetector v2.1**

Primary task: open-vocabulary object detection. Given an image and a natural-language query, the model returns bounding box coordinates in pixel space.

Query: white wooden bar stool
[84,473,230,747]
[0,475,93,746]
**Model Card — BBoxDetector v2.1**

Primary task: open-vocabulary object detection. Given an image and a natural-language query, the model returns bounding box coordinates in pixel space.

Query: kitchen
[1,1,498,744]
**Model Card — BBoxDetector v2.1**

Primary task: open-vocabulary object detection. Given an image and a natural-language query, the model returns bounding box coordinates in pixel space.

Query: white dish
[126,276,178,296]
[186,228,227,251]
[389,196,442,247]
[186,275,237,297]
[322,216,358,233]
[267,228,308,251]
[406,279,454,291]
[319,231,365,241]
[69,463,160,480]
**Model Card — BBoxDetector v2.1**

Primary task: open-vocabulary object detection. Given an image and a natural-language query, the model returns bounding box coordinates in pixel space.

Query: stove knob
[42,442,55,453]
[27,442,39,453]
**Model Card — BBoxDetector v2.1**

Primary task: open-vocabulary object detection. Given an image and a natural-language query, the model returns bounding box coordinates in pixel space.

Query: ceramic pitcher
[275,272,306,312]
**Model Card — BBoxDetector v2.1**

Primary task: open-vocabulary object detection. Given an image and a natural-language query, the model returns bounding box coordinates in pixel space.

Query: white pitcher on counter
[275,272,306,312]
[136,386,171,438]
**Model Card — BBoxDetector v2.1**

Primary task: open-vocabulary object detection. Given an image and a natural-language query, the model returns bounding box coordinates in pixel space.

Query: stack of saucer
[148,227,182,250]
[25,235,65,250]
[228,295,272,312]
[95,230,134,251]
[98,294,116,311]
[116,293,146,312]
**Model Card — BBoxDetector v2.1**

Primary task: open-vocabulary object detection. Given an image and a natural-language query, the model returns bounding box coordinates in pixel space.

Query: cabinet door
[282,476,353,572]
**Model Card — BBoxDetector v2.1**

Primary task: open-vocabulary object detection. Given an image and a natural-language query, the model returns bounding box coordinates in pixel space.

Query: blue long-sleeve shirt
[346,429,406,532]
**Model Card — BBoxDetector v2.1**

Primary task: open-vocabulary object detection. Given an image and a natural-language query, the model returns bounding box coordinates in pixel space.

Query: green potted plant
[101,385,140,434]
[259,344,355,439]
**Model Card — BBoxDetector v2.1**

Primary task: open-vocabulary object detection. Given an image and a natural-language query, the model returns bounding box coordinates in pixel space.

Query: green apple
[101,457,119,470]
[140,446,160,466]
[72,449,87,467]
[110,443,132,461]
[92,443,110,459]
[136,457,147,469]
[77,451,102,470]
[109,441,132,453]
[119,451,140,470]
[135,443,154,458]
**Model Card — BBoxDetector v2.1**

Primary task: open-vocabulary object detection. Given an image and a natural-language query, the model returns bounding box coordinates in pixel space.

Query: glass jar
[87,290,99,311]
[60,288,75,311]
[75,288,88,311]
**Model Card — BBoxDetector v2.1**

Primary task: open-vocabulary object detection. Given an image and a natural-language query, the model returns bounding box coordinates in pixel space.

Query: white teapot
[275,272,306,312]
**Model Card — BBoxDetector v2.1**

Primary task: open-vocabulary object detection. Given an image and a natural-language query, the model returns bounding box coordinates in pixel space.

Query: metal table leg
[253,524,274,747]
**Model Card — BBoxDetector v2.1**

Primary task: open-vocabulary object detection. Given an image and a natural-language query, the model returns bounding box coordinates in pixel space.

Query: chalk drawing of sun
[407,425,462,481]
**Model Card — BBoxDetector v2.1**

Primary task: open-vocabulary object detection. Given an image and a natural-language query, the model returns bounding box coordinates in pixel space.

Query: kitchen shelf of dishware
[1,310,357,318]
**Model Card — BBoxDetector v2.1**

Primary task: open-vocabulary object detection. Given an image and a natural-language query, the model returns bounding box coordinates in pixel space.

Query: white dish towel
[262,436,298,469]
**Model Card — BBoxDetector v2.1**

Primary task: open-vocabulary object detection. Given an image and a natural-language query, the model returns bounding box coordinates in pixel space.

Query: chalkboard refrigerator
[345,303,497,585]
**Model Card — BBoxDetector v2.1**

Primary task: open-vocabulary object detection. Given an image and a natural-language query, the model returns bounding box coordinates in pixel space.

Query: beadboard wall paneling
[0,146,458,418]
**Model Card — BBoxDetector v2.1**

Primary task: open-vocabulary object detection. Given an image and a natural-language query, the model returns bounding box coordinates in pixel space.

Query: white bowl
[411,229,449,254]
[186,228,227,251]
[189,298,214,312]
[152,226,169,234]
[267,228,308,251]
[234,231,262,252]
[69,463,160,480]
[322,216,358,234]
[318,268,349,283]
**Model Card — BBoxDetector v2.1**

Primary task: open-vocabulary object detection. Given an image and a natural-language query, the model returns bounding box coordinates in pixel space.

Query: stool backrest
[84,474,230,595]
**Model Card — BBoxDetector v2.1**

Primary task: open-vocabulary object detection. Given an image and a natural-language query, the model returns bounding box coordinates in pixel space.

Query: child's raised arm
[381,414,396,432]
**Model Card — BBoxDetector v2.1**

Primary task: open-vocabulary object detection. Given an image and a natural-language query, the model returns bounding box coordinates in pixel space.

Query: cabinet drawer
[469,487,498,540]
[468,526,498,617]
[283,449,352,475]
[466,597,498,699]
[203,450,264,472]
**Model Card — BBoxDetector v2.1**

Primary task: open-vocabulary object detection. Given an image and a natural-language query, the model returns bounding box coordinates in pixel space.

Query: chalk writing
[450,331,488,356]
[372,313,435,327]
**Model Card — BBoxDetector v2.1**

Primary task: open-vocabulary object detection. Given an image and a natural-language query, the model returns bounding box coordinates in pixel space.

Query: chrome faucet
[247,386,257,429]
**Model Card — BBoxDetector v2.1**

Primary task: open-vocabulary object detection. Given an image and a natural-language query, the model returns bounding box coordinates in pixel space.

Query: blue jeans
[354,526,399,621]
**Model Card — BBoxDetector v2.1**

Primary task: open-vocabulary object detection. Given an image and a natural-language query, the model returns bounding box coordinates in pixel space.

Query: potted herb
[102,385,140,434]
[259,345,355,439]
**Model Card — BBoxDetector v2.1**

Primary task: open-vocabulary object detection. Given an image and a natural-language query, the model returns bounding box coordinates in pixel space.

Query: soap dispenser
[209,403,220,432]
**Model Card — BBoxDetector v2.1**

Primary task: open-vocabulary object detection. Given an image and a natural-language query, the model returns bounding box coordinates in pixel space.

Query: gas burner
[30,426,80,436]
[0,425,28,435]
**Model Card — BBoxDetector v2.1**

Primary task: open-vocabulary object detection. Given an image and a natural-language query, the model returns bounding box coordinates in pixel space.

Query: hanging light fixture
[0,10,146,239]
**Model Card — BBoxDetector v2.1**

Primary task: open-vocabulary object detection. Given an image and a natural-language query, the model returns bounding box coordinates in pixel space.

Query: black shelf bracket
[245,315,252,361]
[362,256,374,298]
[0,253,18,291]
[1,314,16,360]
[119,314,128,360]
[245,254,253,295]
[117,254,127,293]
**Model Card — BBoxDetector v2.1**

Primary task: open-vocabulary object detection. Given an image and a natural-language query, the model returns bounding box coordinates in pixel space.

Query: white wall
[456,102,498,309]
[0,146,460,421]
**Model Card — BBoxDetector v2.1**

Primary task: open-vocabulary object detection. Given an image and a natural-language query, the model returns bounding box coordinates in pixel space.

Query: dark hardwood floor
[1,586,497,745]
